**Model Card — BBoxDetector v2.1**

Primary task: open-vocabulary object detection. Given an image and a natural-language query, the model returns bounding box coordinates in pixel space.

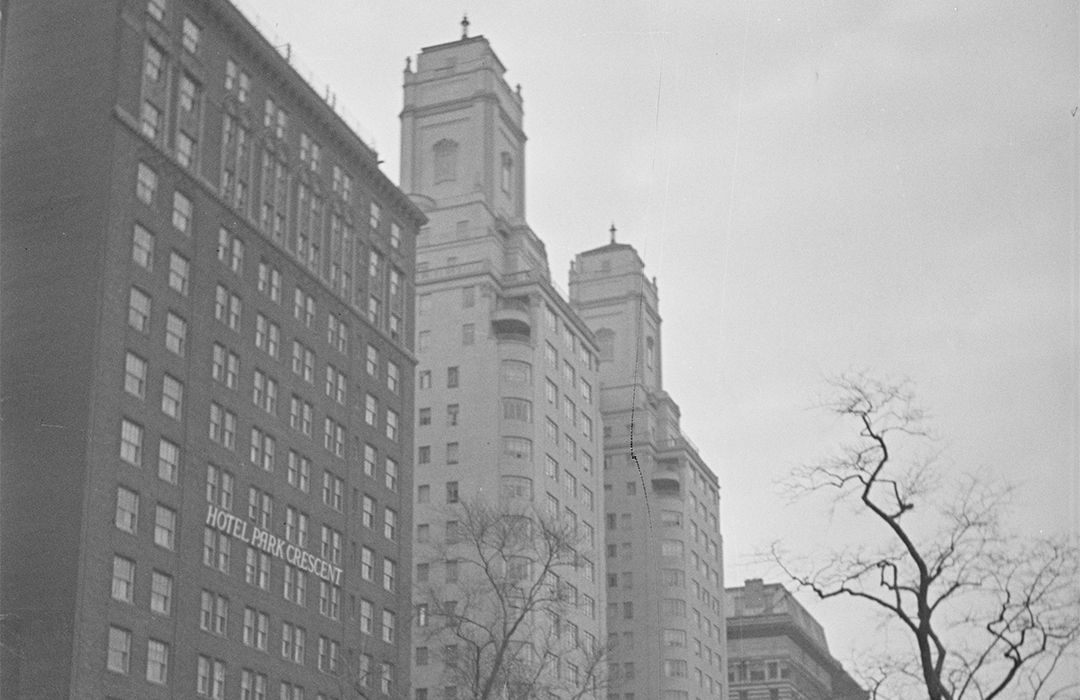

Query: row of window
[141,13,399,239]
[107,621,389,696]
[729,659,791,683]
[122,351,186,419]
[129,218,405,447]
[138,32,408,331]
[542,304,597,371]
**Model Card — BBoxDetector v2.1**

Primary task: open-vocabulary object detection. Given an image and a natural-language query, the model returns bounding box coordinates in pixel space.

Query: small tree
[775,374,1079,700]
[414,497,609,700]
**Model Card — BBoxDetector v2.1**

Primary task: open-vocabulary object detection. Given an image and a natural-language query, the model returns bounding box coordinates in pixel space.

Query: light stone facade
[401,32,607,699]
[726,580,867,700]
[570,243,727,700]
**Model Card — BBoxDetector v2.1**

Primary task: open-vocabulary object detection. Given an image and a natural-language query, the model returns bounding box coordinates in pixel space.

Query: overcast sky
[244,0,1078,669]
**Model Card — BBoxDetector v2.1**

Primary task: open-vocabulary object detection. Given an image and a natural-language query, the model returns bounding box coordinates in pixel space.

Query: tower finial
[610,223,617,244]
[461,14,470,38]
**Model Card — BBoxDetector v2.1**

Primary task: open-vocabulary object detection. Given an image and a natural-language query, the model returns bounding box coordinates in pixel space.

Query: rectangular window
[322,471,344,510]
[165,312,186,356]
[168,252,190,295]
[140,101,161,139]
[138,44,162,82]
[329,318,350,357]
[205,464,234,509]
[150,571,172,615]
[446,442,459,465]
[280,622,306,664]
[318,581,341,620]
[381,610,395,643]
[287,451,311,492]
[203,527,230,572]
[387,361,400,394]
[161,374,183,419]
[257,261,282,302]
[291,341,315,383]
[128,287,151,332]
[115,487,139,533]
[319,525,343,565]
[283,565,308,606]
[208,404,237,449]
[245,547,271,590]
[157,438,180,483]
[447,366,459,388]
[111,555,135,603]
[154,504,176,549]
[132,224,154,269]
[544,455,558,480]
[364,444,377,476]
[172,191,192,233]
[386,409,399,442]
[385,458,398,491]
[178,72,199,111]
[136,162,158,205]
[359,598,373,634]
[123,352,147,399]
[181,16,200,52]
[293,289,316,327]
[361,546,374,581]
[176,131,196,169]
[107,627,131,674]
[383,558,396,592]
[146,638,169,684]
[384,508,397,540]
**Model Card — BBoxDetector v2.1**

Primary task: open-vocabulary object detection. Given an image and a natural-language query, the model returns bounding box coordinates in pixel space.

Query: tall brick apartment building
[1,1,424,698]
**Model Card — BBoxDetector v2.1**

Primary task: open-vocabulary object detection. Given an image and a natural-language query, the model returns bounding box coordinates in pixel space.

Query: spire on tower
[609,223,617,244]
[461,14,470,39]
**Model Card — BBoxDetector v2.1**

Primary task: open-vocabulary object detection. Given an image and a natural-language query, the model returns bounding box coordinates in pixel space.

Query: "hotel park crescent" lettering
[205,505,343,586]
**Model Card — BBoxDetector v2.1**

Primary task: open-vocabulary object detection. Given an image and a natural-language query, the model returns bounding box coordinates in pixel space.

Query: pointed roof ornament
[609,223,617,244]
[461,14,470,39]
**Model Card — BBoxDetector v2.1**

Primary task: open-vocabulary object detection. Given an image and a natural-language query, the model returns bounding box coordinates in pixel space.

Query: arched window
[433,139,458,184]
[646,337,655,368]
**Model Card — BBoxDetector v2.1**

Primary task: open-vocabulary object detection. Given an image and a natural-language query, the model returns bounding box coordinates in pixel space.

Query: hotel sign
[206,505,343,585]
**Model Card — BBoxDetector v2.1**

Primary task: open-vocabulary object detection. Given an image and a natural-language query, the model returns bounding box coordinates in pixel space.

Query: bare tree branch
[774,375,1080,700]
[414,497,610,700]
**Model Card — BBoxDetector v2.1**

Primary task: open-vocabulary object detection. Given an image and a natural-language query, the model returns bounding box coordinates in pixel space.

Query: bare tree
[774,374,1079,700]
[414,497,609,700]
